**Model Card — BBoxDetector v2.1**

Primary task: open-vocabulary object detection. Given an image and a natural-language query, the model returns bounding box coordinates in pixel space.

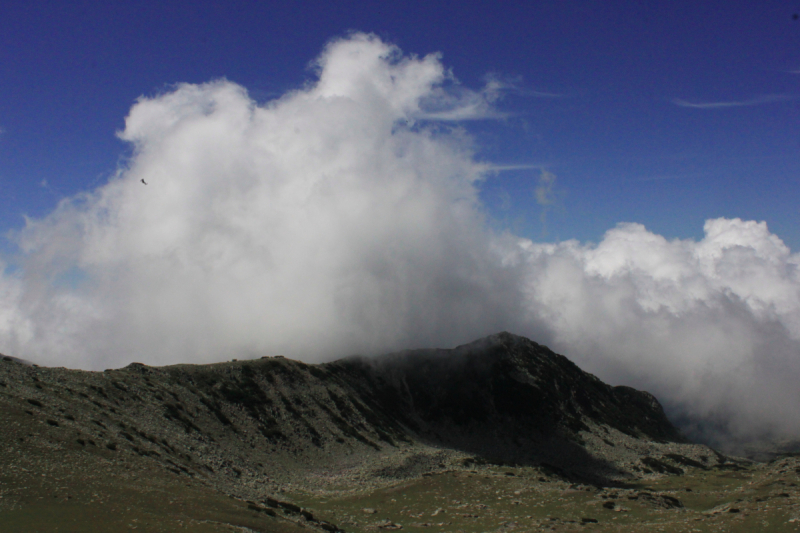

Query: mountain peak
[331,332,683,452]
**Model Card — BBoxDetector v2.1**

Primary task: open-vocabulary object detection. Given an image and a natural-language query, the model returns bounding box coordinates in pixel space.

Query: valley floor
[290,459,800,532]
[3,390,800,533]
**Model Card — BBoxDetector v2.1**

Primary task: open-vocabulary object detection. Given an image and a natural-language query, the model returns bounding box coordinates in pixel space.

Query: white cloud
[512,219,800,447]
[1,34,531,371]
[1,33,800,449]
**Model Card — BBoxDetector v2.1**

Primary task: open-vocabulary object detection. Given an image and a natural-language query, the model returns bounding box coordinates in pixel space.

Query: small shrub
[46,419,59,427]
[106,442,117,451]
[27,399,43,407]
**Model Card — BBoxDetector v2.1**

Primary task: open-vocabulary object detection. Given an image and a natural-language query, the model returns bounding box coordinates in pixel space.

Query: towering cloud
[1,34,799,449]
[1,34,529,370]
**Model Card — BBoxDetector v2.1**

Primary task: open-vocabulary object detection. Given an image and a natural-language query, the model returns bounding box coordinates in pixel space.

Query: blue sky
[2,0,799,249]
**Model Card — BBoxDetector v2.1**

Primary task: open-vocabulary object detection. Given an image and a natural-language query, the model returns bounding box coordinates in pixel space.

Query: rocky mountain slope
[328,333,685,462]
[1,332,738,531]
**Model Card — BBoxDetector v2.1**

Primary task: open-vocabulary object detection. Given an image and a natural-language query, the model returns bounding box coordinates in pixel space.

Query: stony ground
[2,349,798,532]
[290,458,800,532]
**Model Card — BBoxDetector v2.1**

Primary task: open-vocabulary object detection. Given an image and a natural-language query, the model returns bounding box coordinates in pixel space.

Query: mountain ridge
[0,331,721,497]
[0,332,787,532]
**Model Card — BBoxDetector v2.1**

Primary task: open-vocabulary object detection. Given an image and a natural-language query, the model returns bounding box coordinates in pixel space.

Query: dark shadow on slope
[324,332,687,486]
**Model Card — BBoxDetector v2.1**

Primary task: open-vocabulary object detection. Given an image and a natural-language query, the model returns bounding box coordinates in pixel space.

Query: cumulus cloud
[1,33,800,450]
[0,33,532,370]
[511,219,800,449]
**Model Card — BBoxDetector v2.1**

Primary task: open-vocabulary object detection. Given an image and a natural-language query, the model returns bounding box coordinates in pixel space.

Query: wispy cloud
[514,88,568,98]
[415,106,508,121]
[533,169,564,236]
[626,171,707,183]
[484,73,569,99]
[415,76,568,121]
[484,163,545,172]
[534,169,558,207]
[415,83,508,121]
[673,94,794,109]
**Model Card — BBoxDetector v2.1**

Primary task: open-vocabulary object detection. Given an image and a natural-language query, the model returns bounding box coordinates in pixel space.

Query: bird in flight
[141,179,148,185]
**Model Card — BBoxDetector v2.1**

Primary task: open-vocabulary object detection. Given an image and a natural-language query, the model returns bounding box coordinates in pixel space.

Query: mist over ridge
[1,33,799,448]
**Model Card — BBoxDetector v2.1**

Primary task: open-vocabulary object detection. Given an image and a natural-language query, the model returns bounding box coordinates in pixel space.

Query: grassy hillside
[3,334,796,531]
